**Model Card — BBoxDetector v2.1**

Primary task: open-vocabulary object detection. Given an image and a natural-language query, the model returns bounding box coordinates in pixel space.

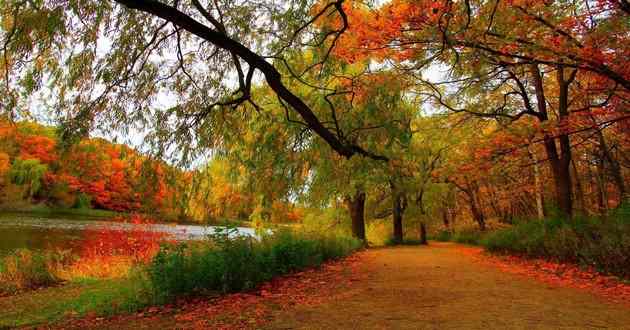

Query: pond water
[0,213,256,256]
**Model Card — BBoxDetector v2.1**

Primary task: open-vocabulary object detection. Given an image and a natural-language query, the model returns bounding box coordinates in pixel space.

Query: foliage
[0,249,69,294]
[431,230,452,242]
[482,207,630,278]
[8,158,48,199]
[74,193,91,209]
[147,229,361,302]
[0,277,151,328]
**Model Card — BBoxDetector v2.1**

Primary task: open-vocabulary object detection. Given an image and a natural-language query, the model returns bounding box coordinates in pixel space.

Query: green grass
[0,229,361,327]
[0,277,149,328]
[480,209,630,278]
[147,228,362,302]
[0,205,121,221]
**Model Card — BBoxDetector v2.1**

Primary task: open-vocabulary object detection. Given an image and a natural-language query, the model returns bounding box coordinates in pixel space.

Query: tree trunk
[555,65,575,218]
[391,182,405,244]
[470,199,486,231]
[571,159,586,215]
[596,159,608,213]
[419,222,427,245]
[442,208,450,229]
[392,194,403,244]
[596,128,627,203]
[529,148,545,220]
[345,190,366,241]
[530,63,573,218]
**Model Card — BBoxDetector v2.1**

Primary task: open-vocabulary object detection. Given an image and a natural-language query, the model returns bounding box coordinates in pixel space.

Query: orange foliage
[66,215,171,278]
[0,120,185,216]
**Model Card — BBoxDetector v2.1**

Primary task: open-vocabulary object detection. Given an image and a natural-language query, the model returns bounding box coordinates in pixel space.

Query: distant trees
[0,119,188,217]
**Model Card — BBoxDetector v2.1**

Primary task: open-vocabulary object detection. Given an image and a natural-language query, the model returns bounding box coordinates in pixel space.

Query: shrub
[147,229,361,302]
[366,219,391,246]
[481,208,630,279]
[451,229,485,245]
[0,249,69,293]
[432,230,452,242]
[74,193,92,209]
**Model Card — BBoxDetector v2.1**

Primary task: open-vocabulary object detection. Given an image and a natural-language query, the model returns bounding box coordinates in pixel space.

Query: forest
[0,0,629,328]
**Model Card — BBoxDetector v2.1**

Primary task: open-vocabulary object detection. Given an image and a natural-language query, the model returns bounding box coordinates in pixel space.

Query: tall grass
[147,228,362,302]
[482,205,630,278]
[0,249,70,294]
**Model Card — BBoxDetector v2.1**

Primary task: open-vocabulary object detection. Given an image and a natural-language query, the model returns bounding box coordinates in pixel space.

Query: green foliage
[147,229,361,302]
[301,207,351,236]
[8,158,48,198]
[74,193,92,209]
[482,206,630,278]
[432,230,452,242]
[63,273,152,316]
[452,229,486,245]
[0,277,150,328]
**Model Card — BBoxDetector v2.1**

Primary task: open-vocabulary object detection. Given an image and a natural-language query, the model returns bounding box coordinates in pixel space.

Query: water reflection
[0,213,255,256]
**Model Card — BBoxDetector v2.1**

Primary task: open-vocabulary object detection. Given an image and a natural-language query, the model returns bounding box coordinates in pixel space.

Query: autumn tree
[336,0,630,217]
[0,0,393,165]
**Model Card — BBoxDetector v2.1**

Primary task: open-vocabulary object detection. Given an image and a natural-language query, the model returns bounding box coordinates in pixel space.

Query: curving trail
[265,243,630,330]
[55,242,630,329]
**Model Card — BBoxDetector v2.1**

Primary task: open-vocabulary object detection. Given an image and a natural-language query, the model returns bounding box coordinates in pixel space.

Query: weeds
[481,206,630,278]
[147,229,362,302]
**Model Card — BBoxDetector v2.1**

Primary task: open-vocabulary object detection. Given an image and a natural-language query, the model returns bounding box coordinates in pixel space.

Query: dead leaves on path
[457,246,630,306]
[60,252,366,329]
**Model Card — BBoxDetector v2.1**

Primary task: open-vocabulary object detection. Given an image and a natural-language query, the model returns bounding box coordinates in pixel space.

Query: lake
[0,213,256,256]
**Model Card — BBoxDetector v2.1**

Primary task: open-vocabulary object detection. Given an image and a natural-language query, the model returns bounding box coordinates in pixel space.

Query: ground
[38,243,630,329]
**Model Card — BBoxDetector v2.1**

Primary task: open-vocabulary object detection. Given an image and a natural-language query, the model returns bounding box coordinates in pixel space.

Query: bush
[432,230,452,242]
[74,193,92,209]
[452,229,486,245]
[0,249,68,293]
[147,229,361,302]
[481,207,630,279]
[366,219,391,246]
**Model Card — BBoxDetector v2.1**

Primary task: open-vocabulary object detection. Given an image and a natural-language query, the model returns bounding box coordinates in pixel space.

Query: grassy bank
[433,206,630,279]
[0,229,361,327]
[0,205,121,221]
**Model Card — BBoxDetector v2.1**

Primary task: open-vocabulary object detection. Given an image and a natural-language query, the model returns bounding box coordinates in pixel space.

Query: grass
[434,205,630,279]
[481,208,630,279]
[0,277,149,328]
[429,228,488,245]
[147,228,362,302]
[0,249,70,295]
[0,228,362,327]
[0,205,121,221]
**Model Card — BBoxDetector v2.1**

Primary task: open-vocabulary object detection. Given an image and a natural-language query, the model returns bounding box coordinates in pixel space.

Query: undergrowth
[482,206,630,278]
[147,228,362,302]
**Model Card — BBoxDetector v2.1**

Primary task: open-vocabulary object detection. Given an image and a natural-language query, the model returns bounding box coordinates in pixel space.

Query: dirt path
[57,243,630,329]
[264,243,630,330]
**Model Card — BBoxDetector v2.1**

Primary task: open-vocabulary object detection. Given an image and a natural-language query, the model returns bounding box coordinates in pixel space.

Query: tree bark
[555,65,575,217]
[419,222,427,245]
[571,159,586,214]
[529,148,545,220]
[595,128,627,203]
[391,182,405,244]
[442,208,450,229]
[344,190,366,241]
[596,158,608,213]
[530,63,573,217]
